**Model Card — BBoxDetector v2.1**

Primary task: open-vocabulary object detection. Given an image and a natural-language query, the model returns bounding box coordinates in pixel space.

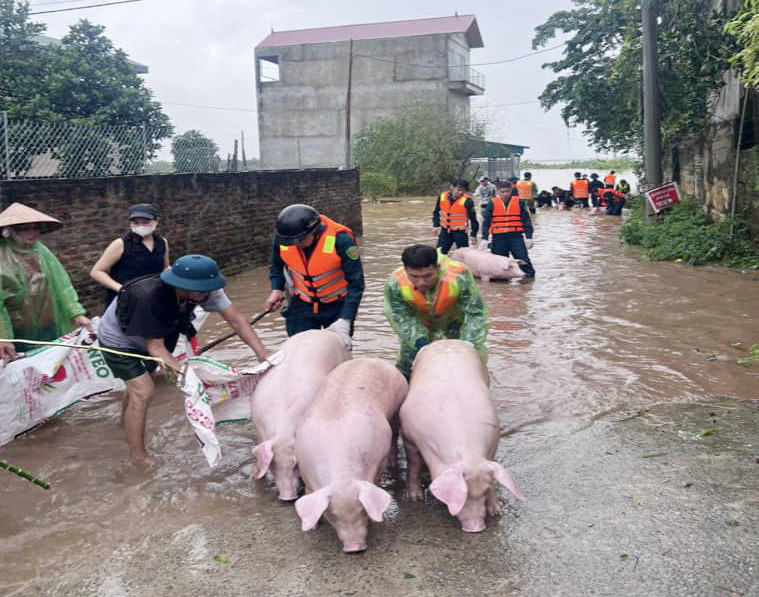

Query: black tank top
[107,232,166,305]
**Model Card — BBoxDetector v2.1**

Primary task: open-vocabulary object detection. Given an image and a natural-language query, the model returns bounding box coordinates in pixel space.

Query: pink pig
[400,339,525,532]
[450,247,525,282]
[251,329,350,501]
[295,358,408,552]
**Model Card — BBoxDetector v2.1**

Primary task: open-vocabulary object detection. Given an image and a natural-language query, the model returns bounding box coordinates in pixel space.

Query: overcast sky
[34,0,609,162]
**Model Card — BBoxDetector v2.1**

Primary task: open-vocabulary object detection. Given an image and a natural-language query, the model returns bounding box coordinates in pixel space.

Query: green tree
[725,0,759,88]
[0,2,172,177]
[532,0,736,153]
[171,130,220,173]
[353,105,485,195]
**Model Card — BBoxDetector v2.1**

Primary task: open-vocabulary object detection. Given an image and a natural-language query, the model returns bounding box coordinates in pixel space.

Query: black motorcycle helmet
[275,204,321,246]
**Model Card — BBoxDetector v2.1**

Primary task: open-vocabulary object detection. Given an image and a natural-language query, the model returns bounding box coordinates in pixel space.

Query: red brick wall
[0,169,362,313]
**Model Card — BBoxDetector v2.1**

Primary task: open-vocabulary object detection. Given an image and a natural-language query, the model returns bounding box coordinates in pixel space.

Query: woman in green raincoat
[0,203,91,362]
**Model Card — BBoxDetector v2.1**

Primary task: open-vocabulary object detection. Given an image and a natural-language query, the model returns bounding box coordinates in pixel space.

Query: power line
[29,0,143,15]
[29,0,99,7]
[162,101,257,113]
[472,100,541,109]
[352,43,564,69]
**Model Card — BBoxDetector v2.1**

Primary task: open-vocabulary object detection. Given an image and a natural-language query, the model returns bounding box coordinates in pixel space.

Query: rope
[0,338,166,365]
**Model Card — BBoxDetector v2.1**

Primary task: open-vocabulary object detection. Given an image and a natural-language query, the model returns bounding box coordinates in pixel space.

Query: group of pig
[249,329,525,553]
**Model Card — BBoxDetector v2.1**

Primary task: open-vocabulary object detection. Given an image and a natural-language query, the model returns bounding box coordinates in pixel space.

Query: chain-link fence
[0,113,255,180]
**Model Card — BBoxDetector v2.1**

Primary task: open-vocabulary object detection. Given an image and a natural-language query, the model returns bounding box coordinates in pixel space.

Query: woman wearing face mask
[90,203,170,307]
[0,202,92,363]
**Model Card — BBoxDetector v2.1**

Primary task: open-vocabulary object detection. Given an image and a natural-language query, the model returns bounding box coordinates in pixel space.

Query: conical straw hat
[0,203,63,233]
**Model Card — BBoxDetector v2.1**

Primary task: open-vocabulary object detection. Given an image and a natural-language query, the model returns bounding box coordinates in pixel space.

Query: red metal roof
[256,14,483,49]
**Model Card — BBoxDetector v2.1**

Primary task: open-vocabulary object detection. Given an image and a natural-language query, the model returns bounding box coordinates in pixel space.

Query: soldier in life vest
[604,170,616,188]
[90,203,171,309]
[265,204,364,342]
[481,182,536,277]
[384,244,488,379]
[432,179,479,254]
[588,173,605,208]
[616,179,631,195]
[570,172,590,209]
[516,171,538,214]
[600,188,627,216]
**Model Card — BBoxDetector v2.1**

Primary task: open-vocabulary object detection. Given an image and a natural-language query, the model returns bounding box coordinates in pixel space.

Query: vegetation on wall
[621,197,759,268]
[725,0,759,88]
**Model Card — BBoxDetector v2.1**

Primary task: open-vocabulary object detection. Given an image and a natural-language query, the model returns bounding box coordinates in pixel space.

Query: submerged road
[1,197,757,597]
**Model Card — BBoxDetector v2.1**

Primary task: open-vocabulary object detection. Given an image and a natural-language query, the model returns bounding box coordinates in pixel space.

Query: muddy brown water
[1,198,757,597]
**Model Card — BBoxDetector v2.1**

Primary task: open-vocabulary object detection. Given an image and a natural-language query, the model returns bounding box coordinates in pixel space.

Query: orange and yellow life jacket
[392,254,468,329]
[489,197,525,234]
[571,178,589,199]
[439,192,470,231]
[604,173,616,187]
[279,215,354,313]
[516,180,534,200]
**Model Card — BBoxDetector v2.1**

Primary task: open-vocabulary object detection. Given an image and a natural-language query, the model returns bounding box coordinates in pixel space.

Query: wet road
[1,197,757,597]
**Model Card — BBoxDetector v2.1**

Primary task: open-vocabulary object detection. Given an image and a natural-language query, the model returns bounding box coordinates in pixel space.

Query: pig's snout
[278,490,298,501]
[342,541,368,553]
[461,519,486,533]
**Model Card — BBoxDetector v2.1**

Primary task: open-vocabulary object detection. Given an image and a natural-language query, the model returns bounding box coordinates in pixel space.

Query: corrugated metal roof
[256,14,482,49]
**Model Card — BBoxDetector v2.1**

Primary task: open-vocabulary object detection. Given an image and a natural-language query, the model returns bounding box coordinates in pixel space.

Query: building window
[258,56,280,83]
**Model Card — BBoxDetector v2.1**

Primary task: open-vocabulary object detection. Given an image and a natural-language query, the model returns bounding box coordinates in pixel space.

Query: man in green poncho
[0,203,91,362]
[384,244,489,378]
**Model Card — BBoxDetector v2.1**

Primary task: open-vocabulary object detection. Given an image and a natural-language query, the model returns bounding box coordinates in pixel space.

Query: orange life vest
[489,197,524,234]
[600,189,625,206]
[279,215,354,313]
[604,173,616,187]
[392,255,468,328]
[439,192,470,231]
[516,180,534,200]
[571,179,589,199]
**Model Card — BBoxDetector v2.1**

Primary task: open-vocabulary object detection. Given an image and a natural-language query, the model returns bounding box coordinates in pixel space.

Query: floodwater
[1,195,757,597]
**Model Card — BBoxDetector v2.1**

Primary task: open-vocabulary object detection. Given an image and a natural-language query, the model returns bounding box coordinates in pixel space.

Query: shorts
[101,346,158,380]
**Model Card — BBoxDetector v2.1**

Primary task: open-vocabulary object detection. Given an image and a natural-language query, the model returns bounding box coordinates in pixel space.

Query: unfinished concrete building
[255,15,484,169]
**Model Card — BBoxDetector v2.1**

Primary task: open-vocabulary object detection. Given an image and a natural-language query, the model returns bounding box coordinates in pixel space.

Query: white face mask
[130,222,157,237]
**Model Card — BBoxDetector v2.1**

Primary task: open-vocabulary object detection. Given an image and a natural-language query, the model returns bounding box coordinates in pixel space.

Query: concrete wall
[256,33,473,169]
[0,169,362,313]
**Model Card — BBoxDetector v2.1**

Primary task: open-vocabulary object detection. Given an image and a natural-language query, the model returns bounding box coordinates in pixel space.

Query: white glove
[524,237,534,250]
[477,239,490,251]
[327,318,353,352]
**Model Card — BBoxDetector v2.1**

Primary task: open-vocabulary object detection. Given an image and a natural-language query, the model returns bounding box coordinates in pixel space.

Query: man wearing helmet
[98,254,270,466]
[265,204,364,341]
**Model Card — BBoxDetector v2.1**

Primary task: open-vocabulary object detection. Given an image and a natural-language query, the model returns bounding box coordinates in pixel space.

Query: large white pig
[400,339,525,532]
[450,247,525,282]
[295,358,408,552]
[251,329,350,501]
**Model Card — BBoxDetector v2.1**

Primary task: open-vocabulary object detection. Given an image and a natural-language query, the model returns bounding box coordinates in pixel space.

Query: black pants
[282,298,350,336]
[491,232,535,277]
[607,198,625,216]
[437,229,469,254]
[573,197,589,208]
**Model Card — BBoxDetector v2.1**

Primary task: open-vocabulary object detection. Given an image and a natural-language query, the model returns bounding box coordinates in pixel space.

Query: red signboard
[645,182,681,213]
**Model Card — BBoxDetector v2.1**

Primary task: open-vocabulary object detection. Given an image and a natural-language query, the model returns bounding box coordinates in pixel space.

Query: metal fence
[0,113,252,180]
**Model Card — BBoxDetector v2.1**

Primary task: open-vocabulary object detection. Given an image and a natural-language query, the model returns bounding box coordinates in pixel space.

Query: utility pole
[344,38,354,169]
[642,0,662,216]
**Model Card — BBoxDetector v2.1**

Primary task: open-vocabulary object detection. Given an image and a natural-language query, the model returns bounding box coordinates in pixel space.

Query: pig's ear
[430,467,468,516]
[295,487,330,531]
[357,481,392,522]
[251,440,274,479]
[487,461,526,502]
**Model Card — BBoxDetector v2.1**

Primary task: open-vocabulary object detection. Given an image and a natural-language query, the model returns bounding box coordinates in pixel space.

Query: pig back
[251,329,350,430]
[401,340,495,445]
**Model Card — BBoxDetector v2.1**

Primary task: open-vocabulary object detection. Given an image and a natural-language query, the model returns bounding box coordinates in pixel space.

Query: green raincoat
[384,253,489,378]
[0,238,86,352]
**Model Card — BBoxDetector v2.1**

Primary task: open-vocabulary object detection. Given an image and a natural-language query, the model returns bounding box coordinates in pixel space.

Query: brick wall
[0,169,362,313]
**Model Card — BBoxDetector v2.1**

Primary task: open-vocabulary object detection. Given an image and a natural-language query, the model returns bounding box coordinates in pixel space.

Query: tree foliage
[533,0,737,153]
[725,0,759,88]
[171,130,220,173]
[0,1,171,177]
[353,105,485,195]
